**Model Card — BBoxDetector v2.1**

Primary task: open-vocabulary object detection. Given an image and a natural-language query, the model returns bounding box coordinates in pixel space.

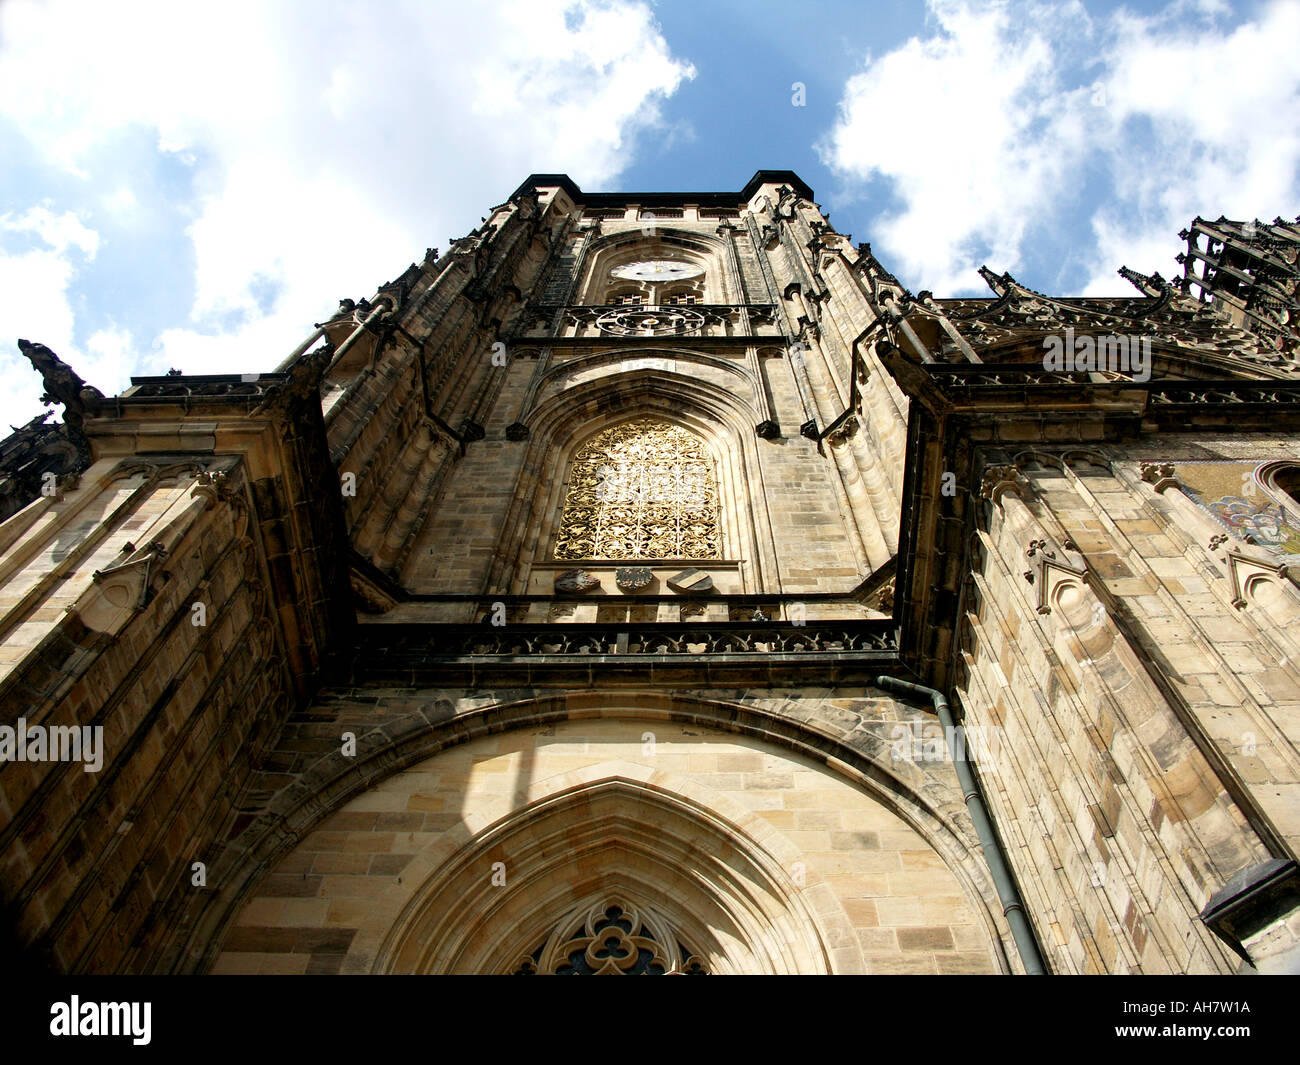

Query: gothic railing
[925,364,1119,388]
[1144,382,1300,405]
[922,365,1300,401]
[350,619,899,684]
[124,373,289,401]
[519,303,779,339]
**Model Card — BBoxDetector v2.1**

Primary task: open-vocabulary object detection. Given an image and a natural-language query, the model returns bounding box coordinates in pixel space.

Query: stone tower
[1,173,1298,975]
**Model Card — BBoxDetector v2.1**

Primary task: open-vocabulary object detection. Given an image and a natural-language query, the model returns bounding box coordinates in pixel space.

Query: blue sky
[1,0,1297,431]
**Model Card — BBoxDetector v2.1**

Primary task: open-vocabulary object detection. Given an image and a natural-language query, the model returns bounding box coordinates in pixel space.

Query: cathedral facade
[2,171,1299,974]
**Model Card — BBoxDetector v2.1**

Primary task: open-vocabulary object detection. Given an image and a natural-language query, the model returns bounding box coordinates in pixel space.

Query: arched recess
[203,709,1011,976]
[1258,460,1300,527]
[484,369,779,593]
[375,772,842,974]
[176,690,1014,976]
[575,229,734,305]
[536,345,759,397]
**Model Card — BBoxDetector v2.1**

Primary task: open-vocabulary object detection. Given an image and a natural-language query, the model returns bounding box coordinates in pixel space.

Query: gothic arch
[201,707,1009,975]
[374,773,843,974]
[575,229,734,305]
[1257,459,1300,513]
[661,281,704,304]
[534,344,759,397]
[486,369,779,592]
[178,690,1014,975]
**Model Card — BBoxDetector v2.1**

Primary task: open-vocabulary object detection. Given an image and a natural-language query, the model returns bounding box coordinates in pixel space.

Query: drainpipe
[875,674,1048,975]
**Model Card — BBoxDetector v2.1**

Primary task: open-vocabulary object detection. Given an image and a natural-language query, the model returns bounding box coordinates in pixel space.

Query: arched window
[1260,462,1300,557]
[1269,464,1300,511]
[554,418,720,560]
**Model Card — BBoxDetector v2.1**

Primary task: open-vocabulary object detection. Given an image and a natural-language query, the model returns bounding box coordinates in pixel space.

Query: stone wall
[957,437,1300,972]
[0,457,290,971]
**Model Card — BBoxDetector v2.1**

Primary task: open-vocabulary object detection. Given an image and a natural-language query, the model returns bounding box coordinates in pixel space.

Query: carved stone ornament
[554,569,601,594]
[18,338,104,466]
[1223,549,1290,611]
[979,464,1028,503]
[1139,461,1179,493]
[509,896,707,976]
[80,540,169,633]
[554,419,720,561]
[594,306,705,337]
[616,567,653,592]
[825,414,859,445]
[1026,538,1055,560]
[667,568,713,594]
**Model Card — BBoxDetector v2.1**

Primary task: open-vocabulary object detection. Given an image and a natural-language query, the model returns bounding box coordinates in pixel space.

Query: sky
[1,0,1297,430]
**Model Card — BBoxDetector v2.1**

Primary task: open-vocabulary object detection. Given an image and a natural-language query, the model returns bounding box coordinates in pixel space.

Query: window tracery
[509,896,708,975]
[554,418,720,560]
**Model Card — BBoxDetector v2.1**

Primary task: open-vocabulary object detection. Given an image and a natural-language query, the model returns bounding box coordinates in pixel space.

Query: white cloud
[819,0,1300,297]
[0,0,694,426]
[1,205,99,259]
[81,323,139,395]
[819,0,1095,294]
[100,187,139,218]
[1082,0,1300,294]
[0,207,101,428]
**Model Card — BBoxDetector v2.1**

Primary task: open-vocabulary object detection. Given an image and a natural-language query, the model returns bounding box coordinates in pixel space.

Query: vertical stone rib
[828,435,888,571]
[353,422,435,559]
[846,425,900,553]
[373,431,448,572]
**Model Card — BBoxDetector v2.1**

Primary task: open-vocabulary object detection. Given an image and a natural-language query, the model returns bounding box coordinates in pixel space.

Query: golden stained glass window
[554,418,720,560]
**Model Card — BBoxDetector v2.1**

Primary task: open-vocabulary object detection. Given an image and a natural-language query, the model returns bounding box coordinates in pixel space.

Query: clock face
[611,260,703,282]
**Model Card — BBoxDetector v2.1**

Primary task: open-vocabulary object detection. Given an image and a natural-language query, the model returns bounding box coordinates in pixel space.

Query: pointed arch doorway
[208,713,1006,976]
[375,776,836,975]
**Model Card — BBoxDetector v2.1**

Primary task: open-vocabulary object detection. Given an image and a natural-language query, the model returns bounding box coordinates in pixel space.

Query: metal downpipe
[875,674,1048,975]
